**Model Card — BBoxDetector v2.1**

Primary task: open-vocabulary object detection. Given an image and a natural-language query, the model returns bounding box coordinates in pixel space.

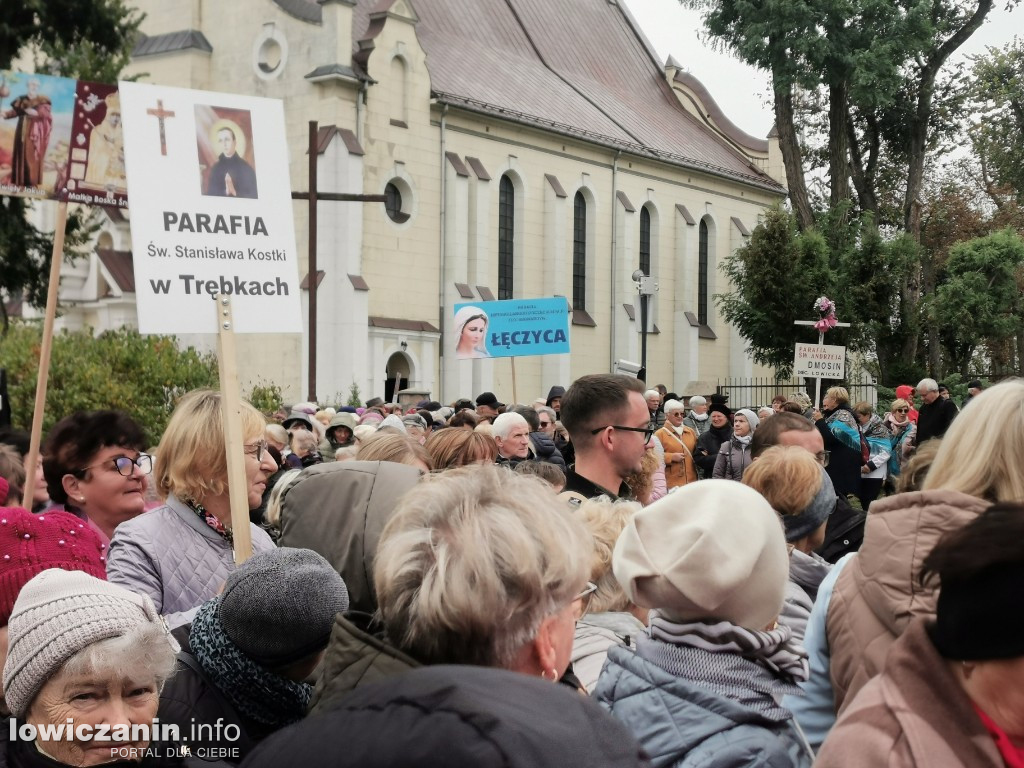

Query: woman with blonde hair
[106,389,277,628]
[356,432,432,473]
[787,379,1024,752]
[311,464,594,710]
[883,398,916,481]
[571,497,646,692]
[743,446,834,642]
[814,385,862,498]
[655,399,697,490]
[425,428,497,470]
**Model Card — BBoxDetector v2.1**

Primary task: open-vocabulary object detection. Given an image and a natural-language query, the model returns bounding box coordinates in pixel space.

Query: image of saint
[83,92,126,193]
[205,125,257,198]
[454,306,491,359]
[2,77,52,188]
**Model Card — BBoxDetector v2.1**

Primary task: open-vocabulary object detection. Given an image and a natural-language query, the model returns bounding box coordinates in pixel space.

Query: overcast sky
[626,0,1020,139]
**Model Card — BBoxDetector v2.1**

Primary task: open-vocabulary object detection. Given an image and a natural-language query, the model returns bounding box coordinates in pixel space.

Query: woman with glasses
[42,410,151,545]
[311,464,594,711]
[883,398,916,479]
[106,389,277,628]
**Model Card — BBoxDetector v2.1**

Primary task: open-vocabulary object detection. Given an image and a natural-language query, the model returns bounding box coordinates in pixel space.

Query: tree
[716,206,834,377]
[930,230,1024,374]
[0,0,142,329]
[0,323,219,444]
[966,39,1024,206]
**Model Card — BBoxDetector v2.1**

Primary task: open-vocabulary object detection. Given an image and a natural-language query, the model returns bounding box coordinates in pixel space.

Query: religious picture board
[0,71,76,199]
[118,81,301,334]
[64,80,128,208]
[452,298,571,359]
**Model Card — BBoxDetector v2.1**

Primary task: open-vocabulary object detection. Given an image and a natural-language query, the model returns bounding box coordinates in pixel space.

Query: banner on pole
[794,343,846,378]
[118,81,301,334]
[453,298,570,359]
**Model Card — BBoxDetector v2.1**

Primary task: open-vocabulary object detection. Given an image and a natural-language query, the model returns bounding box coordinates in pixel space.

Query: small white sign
[794,343,846,378]
[119,81,301,334]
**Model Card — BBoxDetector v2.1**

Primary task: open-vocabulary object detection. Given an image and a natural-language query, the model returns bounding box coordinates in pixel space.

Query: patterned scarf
[185,499,232,544]
[189,599,312,727]
[824,406,861,453]
[637,611,808,721]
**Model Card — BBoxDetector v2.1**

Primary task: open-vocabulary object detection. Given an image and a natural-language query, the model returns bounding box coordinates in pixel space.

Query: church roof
[133,29,213,57]
[276,0,781,191]
[96,249,136,293]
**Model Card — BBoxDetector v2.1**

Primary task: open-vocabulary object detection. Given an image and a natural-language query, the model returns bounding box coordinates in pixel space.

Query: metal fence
[714,375,878,411]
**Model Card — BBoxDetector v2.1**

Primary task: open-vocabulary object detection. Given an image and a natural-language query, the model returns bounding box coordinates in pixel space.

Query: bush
[0,323,219,445]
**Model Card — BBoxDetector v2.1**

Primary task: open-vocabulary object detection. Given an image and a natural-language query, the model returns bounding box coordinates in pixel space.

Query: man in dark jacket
[244,666,649,768]
[915,377,958,445]
[513,405,565,469]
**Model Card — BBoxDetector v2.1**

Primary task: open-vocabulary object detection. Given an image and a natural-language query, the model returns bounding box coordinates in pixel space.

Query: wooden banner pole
[215,295,253,564]
[21,201,69,508]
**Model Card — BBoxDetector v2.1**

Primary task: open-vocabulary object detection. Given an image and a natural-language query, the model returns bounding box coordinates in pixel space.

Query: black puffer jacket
[244,666,649,768]
[694,424,732,478]
[530,431,566,469]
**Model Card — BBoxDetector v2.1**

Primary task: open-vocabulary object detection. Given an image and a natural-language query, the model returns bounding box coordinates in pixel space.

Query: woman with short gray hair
[373,464,592,681]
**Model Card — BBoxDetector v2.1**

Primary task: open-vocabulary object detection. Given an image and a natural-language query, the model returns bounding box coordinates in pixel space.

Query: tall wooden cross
[146,100,175,155]
[292,121,386,401]
[794,319,851,407]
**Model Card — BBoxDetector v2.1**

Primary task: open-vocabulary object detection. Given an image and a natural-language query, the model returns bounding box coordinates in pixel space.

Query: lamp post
[632,269,657,382]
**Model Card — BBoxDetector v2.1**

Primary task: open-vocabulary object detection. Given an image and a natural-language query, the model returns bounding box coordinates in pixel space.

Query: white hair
[644,390,660,400]
[917,378,938,393]
[60,624,178,695]
[663,399,685,414]
[492,412,528,440]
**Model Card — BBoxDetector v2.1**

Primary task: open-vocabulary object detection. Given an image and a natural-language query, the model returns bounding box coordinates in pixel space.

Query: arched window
[573,191,587,310]
[390,56,408,125]
[698,219,709,325]
[498,175,515,300]
[639,205,651,276]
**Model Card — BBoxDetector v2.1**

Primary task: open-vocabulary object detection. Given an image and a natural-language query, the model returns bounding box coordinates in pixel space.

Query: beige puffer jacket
[825,489,990,713]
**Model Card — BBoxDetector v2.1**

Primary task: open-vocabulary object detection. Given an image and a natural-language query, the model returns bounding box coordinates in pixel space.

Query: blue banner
[453,298,570,359]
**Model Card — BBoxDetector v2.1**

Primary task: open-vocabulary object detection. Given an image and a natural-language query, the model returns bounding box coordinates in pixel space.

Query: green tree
[930,230,1024,374]
[0,323,218,444]
[967,39,1024,206]
[716,206,834,377]
[0,0,142,329]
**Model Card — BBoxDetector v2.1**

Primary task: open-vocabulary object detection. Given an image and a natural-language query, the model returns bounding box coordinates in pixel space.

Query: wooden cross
[146,100,175,155]
[794,319,851,407]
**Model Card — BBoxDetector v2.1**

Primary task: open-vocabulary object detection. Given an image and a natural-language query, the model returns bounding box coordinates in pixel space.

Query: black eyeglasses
[539,420,552,427]
[590,425,656,442]
[80,453,152,477]
[895,408,910,413]
[244,439,269,462]
[815,450,831,468]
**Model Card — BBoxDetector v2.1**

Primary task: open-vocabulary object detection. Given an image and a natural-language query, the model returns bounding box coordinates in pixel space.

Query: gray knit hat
[3,569,177,717]
[217,548,349,667]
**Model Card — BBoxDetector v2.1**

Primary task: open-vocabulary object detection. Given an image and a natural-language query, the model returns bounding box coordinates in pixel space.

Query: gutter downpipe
[438,102,448,400]
[610,150,620,373]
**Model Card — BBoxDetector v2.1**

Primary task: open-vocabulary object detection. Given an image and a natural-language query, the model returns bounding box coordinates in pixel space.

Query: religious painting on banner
[118,81,301,335]
[453,298,570,360]
[0,71,75,199]
[64,80,128,208]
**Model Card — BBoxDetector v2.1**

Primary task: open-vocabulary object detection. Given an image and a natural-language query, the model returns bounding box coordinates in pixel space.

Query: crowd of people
[0,371,1017,768]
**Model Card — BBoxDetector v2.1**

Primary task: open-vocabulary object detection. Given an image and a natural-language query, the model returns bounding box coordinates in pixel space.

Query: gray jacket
[106,495,275,628]
[682,413,710,437]
[596,644,812,768]
[571,612,646,693]
[712,438,752,481]
[779,549,832,644]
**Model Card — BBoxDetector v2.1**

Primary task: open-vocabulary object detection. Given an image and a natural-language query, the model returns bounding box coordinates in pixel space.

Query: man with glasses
[750,412,864,564]
[559,374,648,500]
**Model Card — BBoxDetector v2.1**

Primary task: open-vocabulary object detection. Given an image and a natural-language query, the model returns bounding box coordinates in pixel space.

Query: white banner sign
[794,343,846,378]
[119,81,301,334]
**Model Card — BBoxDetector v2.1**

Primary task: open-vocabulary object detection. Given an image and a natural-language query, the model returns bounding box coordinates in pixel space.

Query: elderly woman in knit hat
[2,569,180,767]
[817,504,1024,767]
[742,446,835,643]
[158,548,349,763]
[594,480,814,767]
[712,407,759,482]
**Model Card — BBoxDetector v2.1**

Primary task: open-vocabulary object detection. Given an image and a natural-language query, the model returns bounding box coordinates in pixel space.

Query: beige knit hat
[3,569,178,717]
[613,480,789,629]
